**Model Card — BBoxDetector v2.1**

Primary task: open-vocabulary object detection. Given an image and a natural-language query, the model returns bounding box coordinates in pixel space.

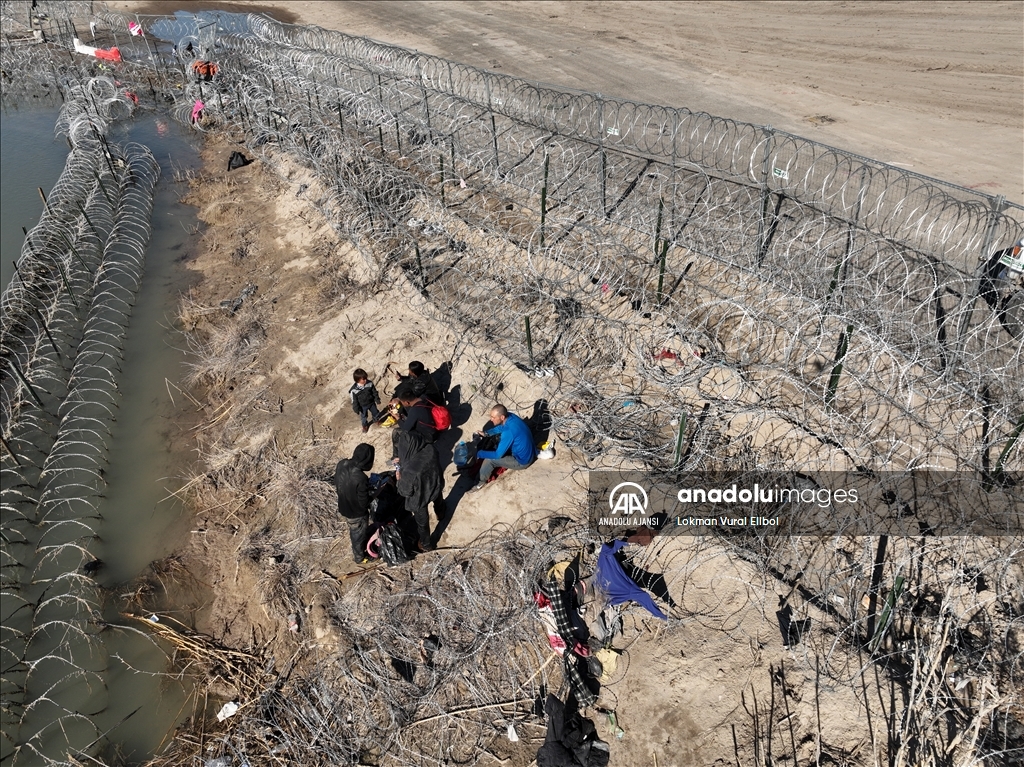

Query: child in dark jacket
[350,368,381,433]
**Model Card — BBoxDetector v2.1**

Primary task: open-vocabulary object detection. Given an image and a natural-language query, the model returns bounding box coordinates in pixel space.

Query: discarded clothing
[227,150,253,171]
[562,653,598,709]
[191,99,205,124]
[534,591,567,655]
[548,561,570,584]
[128,21,144,36]
[191,60,219,80]
[72,37,121,62]
[540,557,589,656]
[616,551,677,608]
[593,540,667,620]
[369,522,410,566]
[593,648,619,683]
[536,693,609,767]
[587,604,622,649]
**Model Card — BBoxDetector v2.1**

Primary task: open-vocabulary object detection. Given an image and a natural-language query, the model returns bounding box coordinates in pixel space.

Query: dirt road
[122,0,1024,204]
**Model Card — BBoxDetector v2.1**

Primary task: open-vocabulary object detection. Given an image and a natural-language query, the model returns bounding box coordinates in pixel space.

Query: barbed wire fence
[1,4,165,764]
[1,2,1022,765]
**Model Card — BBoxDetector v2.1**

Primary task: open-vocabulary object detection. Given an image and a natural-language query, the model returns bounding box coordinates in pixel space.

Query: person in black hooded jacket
[395,360,444,406]
[335,443,375,563]
[392,429,444,551]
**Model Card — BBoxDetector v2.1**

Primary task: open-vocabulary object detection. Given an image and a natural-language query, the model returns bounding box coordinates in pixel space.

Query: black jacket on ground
[335,446,374,519]
[392,429,442,510]
[536,693,609,767]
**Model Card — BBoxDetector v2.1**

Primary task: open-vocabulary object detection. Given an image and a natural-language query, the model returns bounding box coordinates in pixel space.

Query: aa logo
[608,482,649,516]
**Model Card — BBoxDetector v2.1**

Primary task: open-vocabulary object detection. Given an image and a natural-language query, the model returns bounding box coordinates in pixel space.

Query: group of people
[336,361,538,563]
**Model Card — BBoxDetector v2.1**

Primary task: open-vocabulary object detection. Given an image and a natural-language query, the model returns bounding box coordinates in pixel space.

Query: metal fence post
[484,75,500,170]
[756,125,774,268]
[597,94,606,218]
[136,14,157,65]
[821,167,868,328]
[954,194,1008,355]
[418,59,431,139]
[670,109,679,235]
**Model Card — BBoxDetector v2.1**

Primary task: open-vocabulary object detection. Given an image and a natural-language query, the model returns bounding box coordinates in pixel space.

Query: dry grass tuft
[237,523,303,620]
[314,238,363,304]
[183,428,276,516]
[266,442,339,537]
[182,302,267,391]
[176,287,219,333]
[257,559,302,619]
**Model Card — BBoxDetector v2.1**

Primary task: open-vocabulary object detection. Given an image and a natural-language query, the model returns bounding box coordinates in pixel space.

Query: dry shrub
[176,287,219,333]
[240,523,302,619]
[120,555,197,612]
[186,428,276,515]
[148,554,195,594]
[257,559,302,619]
[183,302,267,390]
[314,238,364,304]
[118,580,155,612]
[268,460,338,538]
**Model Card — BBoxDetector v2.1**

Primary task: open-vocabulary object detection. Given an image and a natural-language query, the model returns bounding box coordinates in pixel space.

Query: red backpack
[430,402,451,431]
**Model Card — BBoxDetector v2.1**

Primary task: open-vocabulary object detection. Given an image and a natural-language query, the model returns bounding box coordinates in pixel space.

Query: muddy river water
[2,103,203,762]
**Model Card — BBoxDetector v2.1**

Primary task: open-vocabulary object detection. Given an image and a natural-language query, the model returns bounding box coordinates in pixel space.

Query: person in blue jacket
[469,404,537,492]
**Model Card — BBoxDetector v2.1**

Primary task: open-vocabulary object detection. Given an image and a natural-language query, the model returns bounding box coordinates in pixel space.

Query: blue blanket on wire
[594,540,667,620]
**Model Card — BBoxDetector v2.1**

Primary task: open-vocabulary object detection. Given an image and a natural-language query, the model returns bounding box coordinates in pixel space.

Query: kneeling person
[470,404,537,492]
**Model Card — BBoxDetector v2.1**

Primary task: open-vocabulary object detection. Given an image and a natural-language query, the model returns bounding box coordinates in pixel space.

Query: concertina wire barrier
[1,3,1022,765]
[1,8,161,762]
